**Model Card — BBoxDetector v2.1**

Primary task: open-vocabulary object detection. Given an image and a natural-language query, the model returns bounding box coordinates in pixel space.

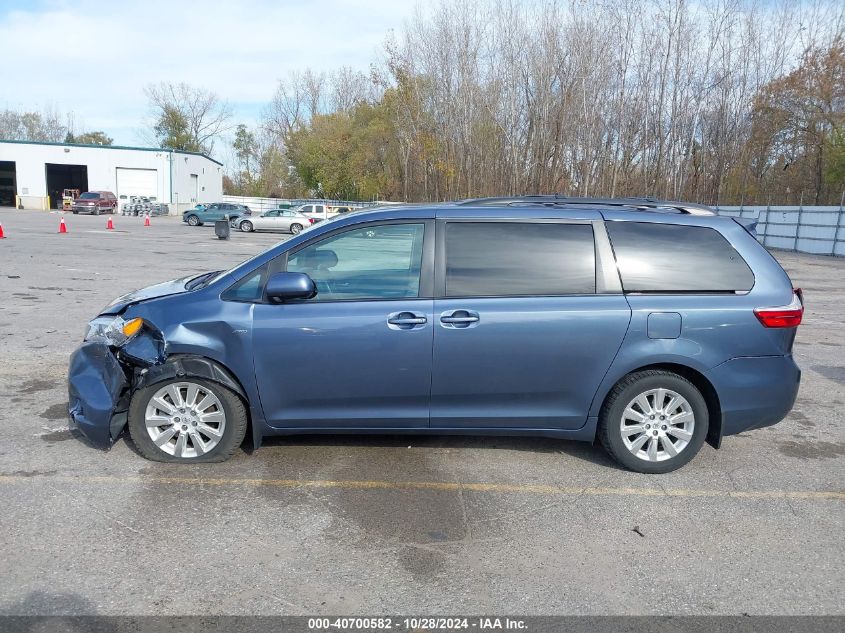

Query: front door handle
[387,312,428,330]
[440,309,480,328]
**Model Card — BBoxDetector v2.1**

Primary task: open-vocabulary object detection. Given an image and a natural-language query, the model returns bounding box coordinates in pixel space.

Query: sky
[0,0,418,156]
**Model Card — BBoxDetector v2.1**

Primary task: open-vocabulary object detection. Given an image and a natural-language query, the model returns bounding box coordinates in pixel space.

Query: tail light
[754,289,804,328]
[308,218,315,224]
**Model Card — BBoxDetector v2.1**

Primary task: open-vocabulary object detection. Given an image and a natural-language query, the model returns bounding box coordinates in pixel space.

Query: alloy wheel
[620,388,695,462]
[144,382,226,458]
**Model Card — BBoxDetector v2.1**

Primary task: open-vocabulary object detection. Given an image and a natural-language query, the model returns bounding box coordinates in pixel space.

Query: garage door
[116,168,158,202]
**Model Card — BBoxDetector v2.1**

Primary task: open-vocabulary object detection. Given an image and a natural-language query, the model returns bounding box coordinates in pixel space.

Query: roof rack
[456,195,715,216]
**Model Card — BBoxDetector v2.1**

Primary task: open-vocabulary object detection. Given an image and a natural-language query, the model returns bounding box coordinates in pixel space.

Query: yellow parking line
[0,473,842,501]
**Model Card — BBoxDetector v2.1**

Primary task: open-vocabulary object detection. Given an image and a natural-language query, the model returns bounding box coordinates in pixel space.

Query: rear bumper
[705,355,801,439]
[67,342,129,448]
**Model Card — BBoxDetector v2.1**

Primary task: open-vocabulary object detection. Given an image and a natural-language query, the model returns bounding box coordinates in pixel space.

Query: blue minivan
[68,197,803,473]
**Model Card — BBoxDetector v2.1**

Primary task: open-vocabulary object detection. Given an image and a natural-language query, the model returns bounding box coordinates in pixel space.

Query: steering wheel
[314,277,335,298]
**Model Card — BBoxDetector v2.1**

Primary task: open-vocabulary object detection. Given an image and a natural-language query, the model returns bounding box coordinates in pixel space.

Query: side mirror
[265,272,317,302]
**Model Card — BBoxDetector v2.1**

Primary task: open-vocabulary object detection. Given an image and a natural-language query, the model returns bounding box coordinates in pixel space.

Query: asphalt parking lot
[0,207,843,616]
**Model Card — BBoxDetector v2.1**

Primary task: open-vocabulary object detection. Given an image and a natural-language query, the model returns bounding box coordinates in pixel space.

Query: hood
[99,273,210,315]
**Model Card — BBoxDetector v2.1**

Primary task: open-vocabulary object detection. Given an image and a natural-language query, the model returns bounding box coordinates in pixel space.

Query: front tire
[240,220,253,232]
[128,378,247,463]
[598,370,708,474]
[186,214,199,226]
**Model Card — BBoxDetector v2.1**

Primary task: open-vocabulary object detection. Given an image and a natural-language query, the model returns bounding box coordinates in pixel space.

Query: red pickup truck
[72,191,118,215]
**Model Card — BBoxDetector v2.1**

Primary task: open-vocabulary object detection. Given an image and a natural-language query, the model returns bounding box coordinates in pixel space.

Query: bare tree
[145,82,232,153]
[330,66,377,112]
[262,0,844,204]
[0,106,69,142]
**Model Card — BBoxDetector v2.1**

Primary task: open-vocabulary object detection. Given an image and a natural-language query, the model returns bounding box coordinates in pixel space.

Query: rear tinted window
[445,222,596,297]
[606,222,754,292]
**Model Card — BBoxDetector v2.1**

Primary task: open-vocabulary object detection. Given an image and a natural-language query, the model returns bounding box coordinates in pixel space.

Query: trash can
[214,216,231,240]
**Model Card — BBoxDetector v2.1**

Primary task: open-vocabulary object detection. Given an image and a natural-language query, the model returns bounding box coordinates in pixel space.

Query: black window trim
[434,218,611,299]
[222,218,435,304]
[604,219,756,295]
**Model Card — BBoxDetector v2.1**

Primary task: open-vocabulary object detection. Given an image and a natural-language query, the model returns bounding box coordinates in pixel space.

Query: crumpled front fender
[67,342,129,447]
[133,355,247,402]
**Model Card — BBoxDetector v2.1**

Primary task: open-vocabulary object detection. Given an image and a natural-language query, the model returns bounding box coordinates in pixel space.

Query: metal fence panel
[714,205,844,257]
[222,195,376,214]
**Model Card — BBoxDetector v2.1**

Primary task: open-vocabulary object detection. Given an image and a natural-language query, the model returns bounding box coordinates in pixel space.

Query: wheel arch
[133,354,258,448]
[598,362,723,449]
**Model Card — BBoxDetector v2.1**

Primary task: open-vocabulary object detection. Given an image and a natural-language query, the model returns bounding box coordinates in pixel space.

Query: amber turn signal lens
[122,317,144,337]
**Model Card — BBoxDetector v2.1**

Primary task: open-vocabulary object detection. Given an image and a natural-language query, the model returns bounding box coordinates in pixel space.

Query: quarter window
[287,224,426,301]
[445,222,596,297]
[222,265,267,302]
[606,222,754,292]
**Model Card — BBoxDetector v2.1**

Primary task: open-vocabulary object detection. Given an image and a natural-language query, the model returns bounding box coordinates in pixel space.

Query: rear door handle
[440,316,479,324]
[440,310,480,328]
[387,312,428,330]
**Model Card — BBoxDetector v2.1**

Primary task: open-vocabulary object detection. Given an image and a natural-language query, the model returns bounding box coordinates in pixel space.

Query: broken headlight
[84,316,144,346]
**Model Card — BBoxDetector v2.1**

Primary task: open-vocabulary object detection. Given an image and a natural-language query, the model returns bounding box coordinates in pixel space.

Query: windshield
[79,193,99,199]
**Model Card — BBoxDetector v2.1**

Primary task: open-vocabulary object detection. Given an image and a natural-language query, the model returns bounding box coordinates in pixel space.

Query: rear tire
[128,377,247,463]
[290,223,303,235]
[598,370,708,474]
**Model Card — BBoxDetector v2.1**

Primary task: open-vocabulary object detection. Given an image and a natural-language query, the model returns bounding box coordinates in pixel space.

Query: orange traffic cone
[144,214,151,227]
[0,222,5,239]
[106,217,114,230]
[58,216,67,234]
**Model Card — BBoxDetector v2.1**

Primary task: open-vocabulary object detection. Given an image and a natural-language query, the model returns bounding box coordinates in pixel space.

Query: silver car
[235,209,313,235]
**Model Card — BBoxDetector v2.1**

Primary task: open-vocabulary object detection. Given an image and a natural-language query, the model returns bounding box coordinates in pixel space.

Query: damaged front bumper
[67,324,166,448]
[67,342,130,447]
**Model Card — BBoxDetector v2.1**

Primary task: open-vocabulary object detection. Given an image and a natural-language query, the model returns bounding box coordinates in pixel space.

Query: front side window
[287,224,425,301]
[79,192,99,199]
[606,222,754,292]
[445,222,596,297]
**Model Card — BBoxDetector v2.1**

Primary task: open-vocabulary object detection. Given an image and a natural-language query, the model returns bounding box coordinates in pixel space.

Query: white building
[0,140,223,213]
